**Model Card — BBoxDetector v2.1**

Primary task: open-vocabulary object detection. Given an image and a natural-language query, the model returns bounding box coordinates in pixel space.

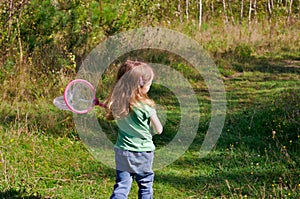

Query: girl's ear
[139,76,144,86]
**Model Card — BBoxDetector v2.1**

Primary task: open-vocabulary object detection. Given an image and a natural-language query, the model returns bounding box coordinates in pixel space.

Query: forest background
[0,0,300,198]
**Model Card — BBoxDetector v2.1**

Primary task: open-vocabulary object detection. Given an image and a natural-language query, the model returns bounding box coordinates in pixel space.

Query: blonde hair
[106,60,155,120]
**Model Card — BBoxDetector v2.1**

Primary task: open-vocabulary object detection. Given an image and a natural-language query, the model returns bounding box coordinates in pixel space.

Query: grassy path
[1,60,300,198]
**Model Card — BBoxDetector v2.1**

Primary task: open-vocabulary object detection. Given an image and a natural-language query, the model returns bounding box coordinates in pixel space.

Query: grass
[1,17,300,198]
[0,132,112,198]
[1,54,300,199]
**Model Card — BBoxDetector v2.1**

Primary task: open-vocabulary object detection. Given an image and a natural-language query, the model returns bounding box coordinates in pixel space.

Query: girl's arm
[150,111,163,135]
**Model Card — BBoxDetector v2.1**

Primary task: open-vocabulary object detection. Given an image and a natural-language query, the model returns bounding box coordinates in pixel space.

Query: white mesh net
[64,80,95,113]
[53,95,69,111]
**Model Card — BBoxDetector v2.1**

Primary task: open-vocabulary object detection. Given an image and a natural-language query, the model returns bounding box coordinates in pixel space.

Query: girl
[106,60,163,199]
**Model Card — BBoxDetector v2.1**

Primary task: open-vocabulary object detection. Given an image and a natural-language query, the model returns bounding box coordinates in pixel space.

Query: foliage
[1,0,299,80]
[0,0,300,198]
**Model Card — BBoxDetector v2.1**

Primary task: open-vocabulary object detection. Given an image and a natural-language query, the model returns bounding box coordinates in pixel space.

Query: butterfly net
[64,81,95,113]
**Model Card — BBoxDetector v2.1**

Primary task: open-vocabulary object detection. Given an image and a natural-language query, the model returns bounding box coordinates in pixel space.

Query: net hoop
[64,79,96,114]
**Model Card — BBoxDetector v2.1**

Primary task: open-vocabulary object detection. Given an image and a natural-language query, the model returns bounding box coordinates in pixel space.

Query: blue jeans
[110,170,154,199]
[110,148,154,199]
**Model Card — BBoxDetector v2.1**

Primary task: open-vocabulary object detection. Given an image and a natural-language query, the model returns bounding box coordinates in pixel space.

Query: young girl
[106,60,163,199]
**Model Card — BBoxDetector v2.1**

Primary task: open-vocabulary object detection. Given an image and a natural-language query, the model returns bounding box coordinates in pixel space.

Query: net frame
[64,79,96,114]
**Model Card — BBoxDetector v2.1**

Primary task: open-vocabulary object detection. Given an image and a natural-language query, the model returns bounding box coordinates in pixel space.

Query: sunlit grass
[1,60,300,198]
[1,21,300,198]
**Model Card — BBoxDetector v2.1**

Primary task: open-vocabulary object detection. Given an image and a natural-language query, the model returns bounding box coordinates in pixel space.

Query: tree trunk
[287,0,293,23]
[248,0,252,24]
[285,0,288,8]
[270,0,274,9]
[267,0,272,22]
[198,0,202,29]
[186,0,189,21]
[222,0,228,23]
[8,0,14,39]
[253,0,257,23]
[178,0,183,23]
[228,0,235,24]
[240,0,244,23]
[211,0,214,15]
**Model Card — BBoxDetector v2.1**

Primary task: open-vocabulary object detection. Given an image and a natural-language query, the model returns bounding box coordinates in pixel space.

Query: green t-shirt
[115,103,155,152]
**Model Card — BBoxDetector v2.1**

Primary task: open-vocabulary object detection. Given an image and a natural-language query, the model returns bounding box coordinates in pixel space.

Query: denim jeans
[110,148,154,199]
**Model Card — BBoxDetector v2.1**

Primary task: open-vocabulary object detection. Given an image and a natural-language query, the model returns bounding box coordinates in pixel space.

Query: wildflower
[272,130,276,139]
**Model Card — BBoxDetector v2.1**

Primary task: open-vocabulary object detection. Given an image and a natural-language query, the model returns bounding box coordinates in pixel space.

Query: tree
[253,0,257,23]
[198,0,202,29]
[249,0,252,24]
[228,0,235,24]
[178,0,183,23]
[222,0,229,23]
[186,0,189,21]
[267,0,273,22]
[287,0,293,22]
[240,0,244,23]
[211,0,214,15]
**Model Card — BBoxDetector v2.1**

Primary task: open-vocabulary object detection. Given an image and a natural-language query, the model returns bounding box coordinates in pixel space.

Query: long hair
[106,60,155,120]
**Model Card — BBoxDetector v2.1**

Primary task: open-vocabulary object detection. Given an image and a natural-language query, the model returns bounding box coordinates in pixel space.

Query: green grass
[1,56,300,198]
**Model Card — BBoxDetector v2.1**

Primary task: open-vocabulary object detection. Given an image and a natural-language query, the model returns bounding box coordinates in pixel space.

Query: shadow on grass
[216,49,300,79]
[155,167,299,197]
[235,57,300,74]
[146,81,299,197]
[0,188,42,199]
